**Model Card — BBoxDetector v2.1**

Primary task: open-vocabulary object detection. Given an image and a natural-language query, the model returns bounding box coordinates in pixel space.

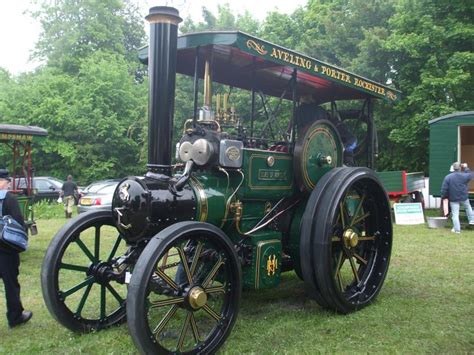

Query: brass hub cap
[343,229,359,248]
[188,287,207,310]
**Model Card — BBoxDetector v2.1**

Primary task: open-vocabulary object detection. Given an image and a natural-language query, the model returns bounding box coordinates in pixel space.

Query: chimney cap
[146,6,182,25]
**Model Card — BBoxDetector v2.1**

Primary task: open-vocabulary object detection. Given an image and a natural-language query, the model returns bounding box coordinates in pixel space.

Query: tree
[180,4,260,34]
[32,0,145,73]
[382,0,474,171]
[2,52,146,182]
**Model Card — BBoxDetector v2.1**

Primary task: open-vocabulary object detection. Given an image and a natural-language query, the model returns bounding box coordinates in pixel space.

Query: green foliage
[378,0,474,171]
[1,53,147,183]
[32,0,145,73]
[0,0,148,185]
[33,200,65,219]
[181,4,260,34]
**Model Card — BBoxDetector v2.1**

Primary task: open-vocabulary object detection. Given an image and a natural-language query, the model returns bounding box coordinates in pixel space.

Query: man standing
[441,162,474,233]
[0,169,33,327]
[61,175,78,218]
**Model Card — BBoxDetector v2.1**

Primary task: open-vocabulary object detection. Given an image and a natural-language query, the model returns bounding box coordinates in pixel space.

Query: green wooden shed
[429,111,474,198]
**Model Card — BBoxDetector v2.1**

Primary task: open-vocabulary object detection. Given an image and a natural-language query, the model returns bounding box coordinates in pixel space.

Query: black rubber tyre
[41,210,129,332]
[300,168,354,308]
[304,167,392,313]
[127,222,241,355]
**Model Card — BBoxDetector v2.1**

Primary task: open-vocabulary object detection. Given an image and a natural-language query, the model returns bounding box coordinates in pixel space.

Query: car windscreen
[97,184,118,194]
[84,182,110,193]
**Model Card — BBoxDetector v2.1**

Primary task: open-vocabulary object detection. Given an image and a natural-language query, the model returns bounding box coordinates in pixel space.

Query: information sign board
[393,203,425,225]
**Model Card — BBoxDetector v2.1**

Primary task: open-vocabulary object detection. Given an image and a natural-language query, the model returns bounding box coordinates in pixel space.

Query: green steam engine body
[42,6,400,354]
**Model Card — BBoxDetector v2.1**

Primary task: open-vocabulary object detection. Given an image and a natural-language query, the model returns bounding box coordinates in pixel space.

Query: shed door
[460,126,474,193]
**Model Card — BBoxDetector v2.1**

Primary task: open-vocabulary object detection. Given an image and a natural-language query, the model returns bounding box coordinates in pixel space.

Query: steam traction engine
[42,6,400,354]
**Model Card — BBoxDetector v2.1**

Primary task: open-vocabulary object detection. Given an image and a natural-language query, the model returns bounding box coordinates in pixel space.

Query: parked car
[16,176,64,202]
[77,179,120,214]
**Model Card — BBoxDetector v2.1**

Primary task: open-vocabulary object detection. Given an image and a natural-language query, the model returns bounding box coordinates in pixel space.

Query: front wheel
[41,211,130,332]
[127,222,241,354]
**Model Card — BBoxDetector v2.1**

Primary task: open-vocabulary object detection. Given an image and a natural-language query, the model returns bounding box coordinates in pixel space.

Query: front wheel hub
[87,261,112,284]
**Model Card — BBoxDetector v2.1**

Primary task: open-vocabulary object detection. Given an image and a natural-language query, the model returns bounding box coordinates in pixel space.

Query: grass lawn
[0,212,473,354]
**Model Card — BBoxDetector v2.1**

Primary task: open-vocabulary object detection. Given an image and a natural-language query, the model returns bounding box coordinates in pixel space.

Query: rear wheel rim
[325,176,392,309]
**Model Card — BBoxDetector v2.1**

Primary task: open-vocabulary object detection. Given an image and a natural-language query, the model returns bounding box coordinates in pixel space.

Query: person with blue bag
[0,169,32,327]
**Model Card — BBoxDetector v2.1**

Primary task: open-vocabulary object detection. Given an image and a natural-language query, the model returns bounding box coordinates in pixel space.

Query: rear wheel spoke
[177,312,192,352]
[347,255,360,284]
[190,242,204,277]
[205,285,226,295]
[339,201,347,229]
[202,256,224,288]
[149,297,184,309]
[334,252,345,291]
[353,252,368,265]
[190,313,200,343]
[349,195,366,226]
[202,304,221,322]
[177,246,193,284]
[155,268,179,291]
[152,305,178,335]
[352,211,370,226]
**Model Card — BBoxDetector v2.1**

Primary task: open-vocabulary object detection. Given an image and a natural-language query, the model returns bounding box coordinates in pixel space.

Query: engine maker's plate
[294,119,343,191]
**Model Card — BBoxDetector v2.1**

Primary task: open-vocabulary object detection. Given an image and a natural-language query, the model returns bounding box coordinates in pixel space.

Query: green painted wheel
[41,211,129,332]
[303,167,392,313]
[127,222,241,354]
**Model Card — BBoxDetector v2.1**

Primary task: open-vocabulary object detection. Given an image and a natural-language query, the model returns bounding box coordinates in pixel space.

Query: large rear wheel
[127,222,241,354]
[302,167,392,313]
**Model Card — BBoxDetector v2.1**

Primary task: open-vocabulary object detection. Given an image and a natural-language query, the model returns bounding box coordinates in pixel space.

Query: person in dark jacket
[61,175,78,218]
[0,169,33,327]
[440,162,474,233]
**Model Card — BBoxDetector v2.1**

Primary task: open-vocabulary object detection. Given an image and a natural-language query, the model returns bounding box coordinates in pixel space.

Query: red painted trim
[402,170,408,194]
[388,191,405,197]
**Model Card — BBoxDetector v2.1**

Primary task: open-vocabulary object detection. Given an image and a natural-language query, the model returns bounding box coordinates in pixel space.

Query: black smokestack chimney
[145,6,182,175]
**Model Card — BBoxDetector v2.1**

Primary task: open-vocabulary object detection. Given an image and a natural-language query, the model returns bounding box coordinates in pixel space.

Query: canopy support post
[192,46,200,126]
[290,69,297,153]
[367,98,375,169]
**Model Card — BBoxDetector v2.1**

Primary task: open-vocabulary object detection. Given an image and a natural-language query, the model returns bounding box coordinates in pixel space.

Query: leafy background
[0,0,472,184]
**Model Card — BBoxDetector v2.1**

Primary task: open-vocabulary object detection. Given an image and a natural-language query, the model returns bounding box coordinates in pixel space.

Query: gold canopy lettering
[270,48,312,70]
[354,78,386,96]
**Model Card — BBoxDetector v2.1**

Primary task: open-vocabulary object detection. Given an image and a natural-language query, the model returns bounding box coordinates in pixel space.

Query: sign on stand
[393,203,425,225]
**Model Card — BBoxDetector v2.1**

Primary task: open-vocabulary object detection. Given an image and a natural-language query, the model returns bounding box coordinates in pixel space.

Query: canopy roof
[139,31,401,103]
[0,124,48,142]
